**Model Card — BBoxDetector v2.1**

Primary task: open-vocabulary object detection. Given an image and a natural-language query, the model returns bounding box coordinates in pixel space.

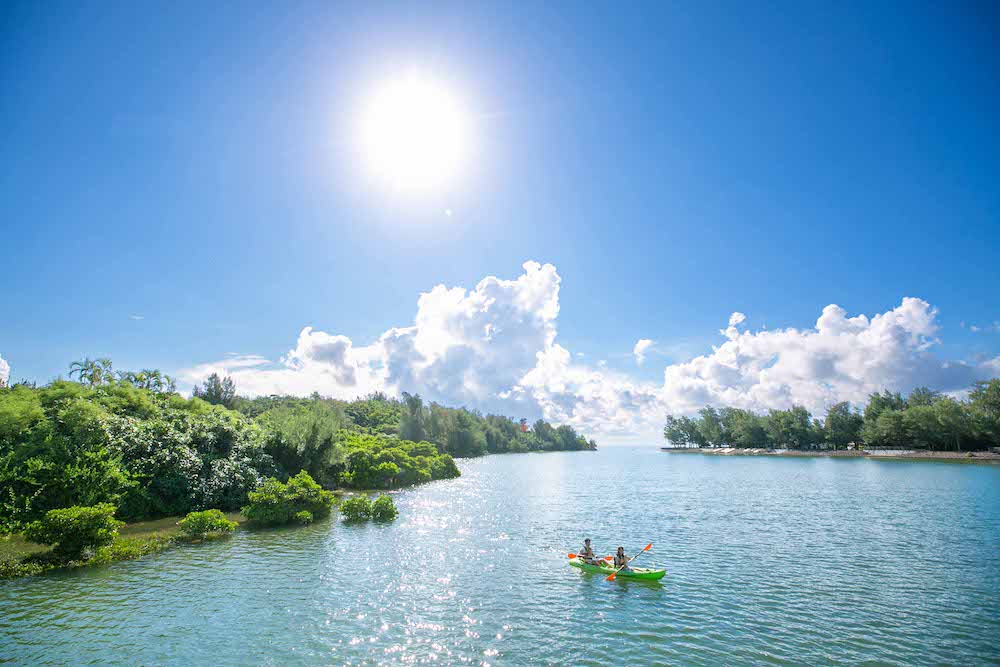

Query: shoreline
[2,452,596,581]
[659,447,1000,464]
[0,512,248,580]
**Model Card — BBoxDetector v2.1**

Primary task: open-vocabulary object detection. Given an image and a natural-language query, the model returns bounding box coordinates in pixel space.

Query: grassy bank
[0,512,245,580]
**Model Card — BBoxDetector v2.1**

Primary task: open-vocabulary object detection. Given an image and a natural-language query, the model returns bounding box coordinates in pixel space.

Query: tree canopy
[0,358,597,533]
[663,380,1000,452]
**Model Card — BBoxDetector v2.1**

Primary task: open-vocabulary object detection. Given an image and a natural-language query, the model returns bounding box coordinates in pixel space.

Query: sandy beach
[660,447,1000,463]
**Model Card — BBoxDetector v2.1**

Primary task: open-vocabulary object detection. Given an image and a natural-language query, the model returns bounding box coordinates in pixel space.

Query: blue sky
[1,1,998,438]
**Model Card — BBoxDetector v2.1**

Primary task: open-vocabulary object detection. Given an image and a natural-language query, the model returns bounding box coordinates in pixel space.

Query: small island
[661,379,1000,462]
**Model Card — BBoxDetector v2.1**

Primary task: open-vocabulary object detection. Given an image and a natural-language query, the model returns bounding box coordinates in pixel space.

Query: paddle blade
[604,556,613,561]
[644,543,652,551]
[567,554,577,559]
[605,572,616,581]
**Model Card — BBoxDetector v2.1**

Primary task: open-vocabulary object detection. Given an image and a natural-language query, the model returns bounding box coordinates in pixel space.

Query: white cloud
[660,298,996,418]
[177,263,1000,440]
[720,311,749,339]
[0,354,9,386]
[633,339,654,365]
[129,314,145,321]
[513,344,664,435]
[180,261,562,409]
[966,321,1000,334]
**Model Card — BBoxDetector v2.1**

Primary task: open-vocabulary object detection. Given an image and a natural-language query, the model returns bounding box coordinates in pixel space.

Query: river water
[2,448,998,666]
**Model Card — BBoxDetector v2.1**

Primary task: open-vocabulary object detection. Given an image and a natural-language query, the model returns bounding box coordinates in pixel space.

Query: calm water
[2,449,999,666]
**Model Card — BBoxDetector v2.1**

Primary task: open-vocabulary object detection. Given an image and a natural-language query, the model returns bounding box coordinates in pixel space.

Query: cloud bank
[178,261,1000,439]
[0,355,9,386]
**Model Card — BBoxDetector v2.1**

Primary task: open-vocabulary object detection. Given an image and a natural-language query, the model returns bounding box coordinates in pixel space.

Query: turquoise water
[2,449,998,666]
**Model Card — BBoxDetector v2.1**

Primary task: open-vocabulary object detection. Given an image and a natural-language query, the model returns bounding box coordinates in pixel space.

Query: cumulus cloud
[180,261,562,409]
[512,344,664,435]
[660,298,996,418]
[177,262,1000,439]
[633,339,654,365]
[0,354,9,386]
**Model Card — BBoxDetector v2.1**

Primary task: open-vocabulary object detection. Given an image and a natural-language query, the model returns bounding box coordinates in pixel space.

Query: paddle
[567,554,613,561]
[605,543,652,581]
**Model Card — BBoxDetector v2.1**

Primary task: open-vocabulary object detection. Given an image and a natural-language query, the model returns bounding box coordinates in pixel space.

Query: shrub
[242,470,335,526]
[240,478,288,526]
[23,503,123,560]
[178,509,237,539]
[0,555,45,579]
[430,454,460,480]
[284,470,335,519]
[340,435,461,490]
[293,510,313,525]
[371,494,398,522]
[339,496,372,522]
[90,535,172,564]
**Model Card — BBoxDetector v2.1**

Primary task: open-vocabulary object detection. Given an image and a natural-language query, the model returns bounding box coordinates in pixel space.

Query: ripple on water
[1,451,999,666]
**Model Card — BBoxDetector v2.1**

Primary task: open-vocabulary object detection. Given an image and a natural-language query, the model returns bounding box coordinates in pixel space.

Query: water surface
[2,449,998,666]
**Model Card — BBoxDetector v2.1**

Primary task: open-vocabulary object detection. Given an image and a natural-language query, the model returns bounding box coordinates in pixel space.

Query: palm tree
[142,369,163,391]
[117,370,138,385]
[69,358,92,383]
[69,358,103,385]
[94,358,114,385]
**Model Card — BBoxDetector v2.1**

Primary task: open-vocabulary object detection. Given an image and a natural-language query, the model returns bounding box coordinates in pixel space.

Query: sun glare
[360,72,469,194]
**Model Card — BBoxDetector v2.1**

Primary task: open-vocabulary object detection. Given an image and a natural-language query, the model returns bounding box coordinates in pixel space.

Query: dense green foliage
[0,359,596,533]
[241,471,335,526]
[339,495,372,522]
[193,373,237,409]
[371,494,398,522]
[256,400,346,487]
[0,380,271,532]
[664,379,1000,451]
[177,509,237,538]
[23,503,123,560]
[340,494,397,523]
[340,434,459,489]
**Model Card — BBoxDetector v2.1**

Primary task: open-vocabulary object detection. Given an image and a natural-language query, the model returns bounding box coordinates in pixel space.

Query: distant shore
[659,447,1000,464]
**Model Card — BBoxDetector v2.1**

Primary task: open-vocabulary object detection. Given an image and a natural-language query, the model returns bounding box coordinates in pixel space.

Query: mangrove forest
[0,358,597,535]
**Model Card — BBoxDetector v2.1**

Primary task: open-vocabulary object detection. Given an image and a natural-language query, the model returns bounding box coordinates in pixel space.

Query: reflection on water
[1,449,998,666]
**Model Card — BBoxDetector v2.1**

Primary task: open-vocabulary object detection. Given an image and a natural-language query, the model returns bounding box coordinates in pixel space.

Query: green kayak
[568,557,665,581]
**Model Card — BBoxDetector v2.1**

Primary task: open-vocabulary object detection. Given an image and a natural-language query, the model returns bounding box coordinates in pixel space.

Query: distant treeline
[0,359,596,533]
[664,379,1000,451]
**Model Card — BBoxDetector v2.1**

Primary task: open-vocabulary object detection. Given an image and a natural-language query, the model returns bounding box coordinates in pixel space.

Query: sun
[359,72,469,194]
